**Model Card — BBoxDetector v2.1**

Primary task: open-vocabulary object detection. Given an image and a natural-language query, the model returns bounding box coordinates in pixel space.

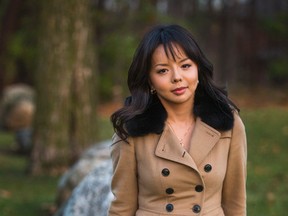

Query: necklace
[167,121,193,146]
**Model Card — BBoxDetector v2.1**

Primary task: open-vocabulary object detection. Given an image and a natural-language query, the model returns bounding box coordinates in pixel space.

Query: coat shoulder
[232,110,246,133]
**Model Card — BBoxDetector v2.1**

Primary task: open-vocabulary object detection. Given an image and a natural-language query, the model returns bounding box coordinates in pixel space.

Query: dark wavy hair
[111,24,238,140]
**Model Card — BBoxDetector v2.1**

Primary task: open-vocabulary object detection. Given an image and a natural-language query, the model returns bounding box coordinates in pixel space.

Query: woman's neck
[164,102,195,125]
[167,112,195,126]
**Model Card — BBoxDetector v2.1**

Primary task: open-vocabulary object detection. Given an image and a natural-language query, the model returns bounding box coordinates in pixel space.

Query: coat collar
[155,118,221,171]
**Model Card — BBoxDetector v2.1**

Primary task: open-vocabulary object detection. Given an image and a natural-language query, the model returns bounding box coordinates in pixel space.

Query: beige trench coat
[109,112,247,216]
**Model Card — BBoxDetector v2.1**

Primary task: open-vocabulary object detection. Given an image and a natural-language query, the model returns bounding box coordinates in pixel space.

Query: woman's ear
[149,84,156,94]
[150,87,156,94]
[148,80,155,93]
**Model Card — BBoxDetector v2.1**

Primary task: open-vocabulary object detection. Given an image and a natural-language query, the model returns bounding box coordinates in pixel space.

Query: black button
[166,188,174,194]
[166,203,174,212]
[195,185,204,192]
[204,164,212,172]
[192,204,201,213]
[162,168,170,176]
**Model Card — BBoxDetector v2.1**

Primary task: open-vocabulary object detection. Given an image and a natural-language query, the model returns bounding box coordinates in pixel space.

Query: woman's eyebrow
[154,63,169,67]
[153,58,190,67]
[178,57,190,63]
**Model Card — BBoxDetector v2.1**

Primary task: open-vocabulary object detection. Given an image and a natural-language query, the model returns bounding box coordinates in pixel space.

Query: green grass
[242,108,288,216]
[0,108,288,215]
[0,133,59,216]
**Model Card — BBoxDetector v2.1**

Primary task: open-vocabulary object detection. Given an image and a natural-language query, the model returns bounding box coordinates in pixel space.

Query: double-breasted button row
[162,168,202,213]
[162,165,212,175]
[166,203,201,213]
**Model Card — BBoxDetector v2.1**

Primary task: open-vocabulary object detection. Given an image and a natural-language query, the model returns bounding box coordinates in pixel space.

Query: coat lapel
[155,118,221,170]
[188,118,221,166]
[155,124,199,171]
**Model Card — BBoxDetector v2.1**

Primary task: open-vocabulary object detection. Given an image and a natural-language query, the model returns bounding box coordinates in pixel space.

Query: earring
[150,88,156,94]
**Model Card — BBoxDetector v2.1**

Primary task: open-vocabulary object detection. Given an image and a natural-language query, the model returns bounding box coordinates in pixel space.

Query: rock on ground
[55,140,113,216]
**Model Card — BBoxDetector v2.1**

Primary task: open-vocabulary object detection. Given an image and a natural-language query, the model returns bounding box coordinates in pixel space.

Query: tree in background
[1,0,287,102]
[0,0,23,91]
[29,0,98,175]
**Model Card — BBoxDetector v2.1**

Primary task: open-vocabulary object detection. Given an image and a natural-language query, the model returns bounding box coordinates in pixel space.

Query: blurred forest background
[0,0,287,215]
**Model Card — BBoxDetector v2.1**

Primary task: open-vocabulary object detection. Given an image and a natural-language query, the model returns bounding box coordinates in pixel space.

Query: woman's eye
[182,64,191,69]
[157,69,167,74]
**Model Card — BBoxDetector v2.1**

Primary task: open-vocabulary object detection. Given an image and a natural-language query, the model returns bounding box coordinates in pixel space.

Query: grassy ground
[0,117,113,216]
[0,103,288,215]
[243,108,288,216]
[0,132,59,216]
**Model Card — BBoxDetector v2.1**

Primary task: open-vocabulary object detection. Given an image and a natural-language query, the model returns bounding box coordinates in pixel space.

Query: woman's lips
[172,87,187,95]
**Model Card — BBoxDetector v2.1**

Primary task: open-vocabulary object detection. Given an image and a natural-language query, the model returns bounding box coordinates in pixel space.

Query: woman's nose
[171,69,182,83]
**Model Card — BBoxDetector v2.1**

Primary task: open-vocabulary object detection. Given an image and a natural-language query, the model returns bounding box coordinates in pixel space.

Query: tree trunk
[29,0,98,175]
[215,0,236,87]
[0,0,23,91]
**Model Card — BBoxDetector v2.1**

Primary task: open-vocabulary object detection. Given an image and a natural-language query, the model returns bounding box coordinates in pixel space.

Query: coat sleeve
[108,134,138,216]
[222,112,247,216]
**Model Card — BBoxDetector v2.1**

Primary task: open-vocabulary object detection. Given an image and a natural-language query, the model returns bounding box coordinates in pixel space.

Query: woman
[109,24,247,216]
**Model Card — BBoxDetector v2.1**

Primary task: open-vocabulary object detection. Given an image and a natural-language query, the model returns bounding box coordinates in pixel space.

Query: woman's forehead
[152,43,187,61]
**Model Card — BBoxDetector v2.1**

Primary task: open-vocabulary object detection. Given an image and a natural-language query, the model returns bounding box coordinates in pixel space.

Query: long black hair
[111,24,238,141]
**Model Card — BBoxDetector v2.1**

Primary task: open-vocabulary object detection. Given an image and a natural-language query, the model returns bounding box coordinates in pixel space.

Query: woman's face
[149,43,198,108]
